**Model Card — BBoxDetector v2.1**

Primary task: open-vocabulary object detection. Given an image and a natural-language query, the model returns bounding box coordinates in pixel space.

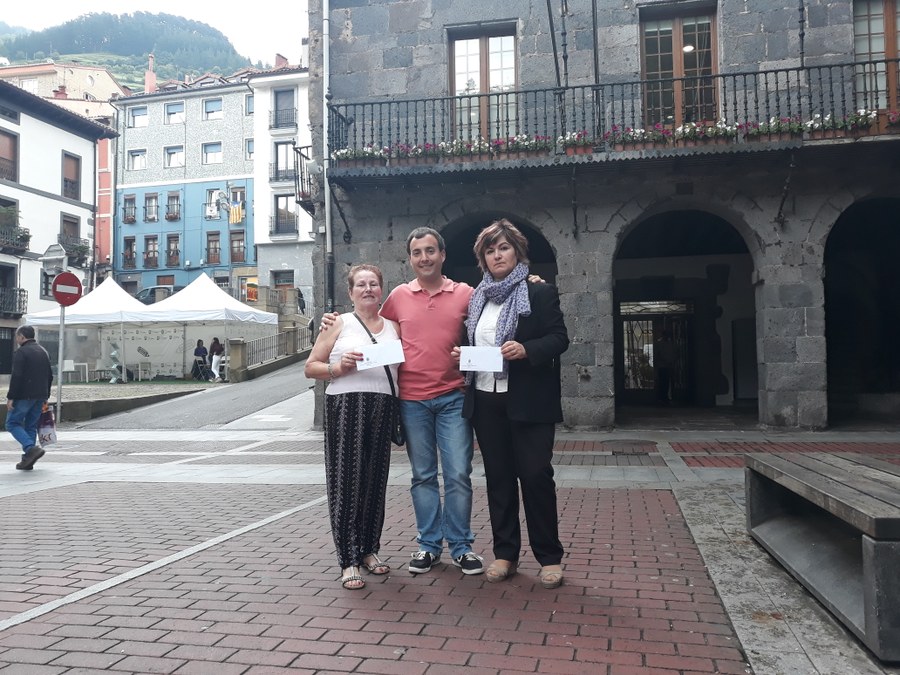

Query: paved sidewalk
[0,391,898,674]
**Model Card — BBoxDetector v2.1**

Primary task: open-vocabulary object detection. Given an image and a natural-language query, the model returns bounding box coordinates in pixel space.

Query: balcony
[122,207,137,224]
[231,248,245,264]
[269,163,298,183]
[269,107,297,130]
[269,214,298,236]
[123,253,136,269]
[0,287,27,317]
[144,206,159,222]
[62,178,80,200]
[0,226,30,253]
[294,144,315,216]
[166,250,180,267]
[0,156,17,181]
[58,233,89,266]
[206,249,221,265]
[143,252,159,268]
[165,206,181,221]
[326,57,900,182]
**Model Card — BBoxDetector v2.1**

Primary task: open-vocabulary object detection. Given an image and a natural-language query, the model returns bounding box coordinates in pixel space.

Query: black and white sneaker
[408,551,440,574]
[452,552,484,575]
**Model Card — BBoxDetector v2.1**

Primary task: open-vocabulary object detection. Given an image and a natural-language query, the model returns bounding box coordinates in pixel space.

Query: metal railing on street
[245,325,314,368]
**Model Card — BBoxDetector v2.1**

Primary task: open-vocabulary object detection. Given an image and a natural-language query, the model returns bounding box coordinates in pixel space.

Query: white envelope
[459,346,503,372]
[356,340,405,371]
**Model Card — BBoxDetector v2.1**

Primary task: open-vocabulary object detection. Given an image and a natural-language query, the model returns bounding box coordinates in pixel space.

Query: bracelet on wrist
[327,362,335,380]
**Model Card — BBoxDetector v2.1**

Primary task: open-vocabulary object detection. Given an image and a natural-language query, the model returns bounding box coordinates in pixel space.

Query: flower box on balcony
[123,216,136,224]
[165,213,180,221]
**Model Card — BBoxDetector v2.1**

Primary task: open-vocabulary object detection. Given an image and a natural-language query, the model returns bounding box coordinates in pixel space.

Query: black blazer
[463,281,569,424]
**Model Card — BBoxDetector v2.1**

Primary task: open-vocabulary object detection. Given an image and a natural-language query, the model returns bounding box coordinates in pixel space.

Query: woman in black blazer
[456,218,569,588]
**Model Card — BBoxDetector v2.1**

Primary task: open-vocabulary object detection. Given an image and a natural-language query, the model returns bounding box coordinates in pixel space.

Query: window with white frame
[245,138,254,160]
[203,98,223,120]
[202,142,222,164]
[165,101,185,124]
[129,106,148,128]
[245,94,254,115]
[164,145,184,168]
[128,149,147,170]
[144,193,158,221]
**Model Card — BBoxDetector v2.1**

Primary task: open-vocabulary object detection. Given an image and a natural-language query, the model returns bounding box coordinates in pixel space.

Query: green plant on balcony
[331,143,388,164]
[697,119,738,140]
[492,134,554,154]
[759,115,804,136]
[803,113,837,133]
[557,130,593,148]
[839,108,878,130]
[439,137,491,158]
[674,122,701,141]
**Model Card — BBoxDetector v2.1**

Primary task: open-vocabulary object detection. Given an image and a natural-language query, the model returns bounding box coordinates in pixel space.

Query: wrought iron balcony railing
[0,157,16,181]
[231,248,245,263]
[0,287,27,316]
[294,144,315,216]
[143,252,159,268]
[206,249,221,264]
[0,226,30,253]
[62,178,80,200]
[269,214,298,236]
[144,206,159,222]
[123,253,136,269]
[327,57,900,167]
[269,163,298,182]
[270,107,297,129]
[165,207,181,221]
[166,250,180,267]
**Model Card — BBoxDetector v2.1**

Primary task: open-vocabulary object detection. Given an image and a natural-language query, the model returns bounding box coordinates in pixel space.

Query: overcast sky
[3,1,309,67]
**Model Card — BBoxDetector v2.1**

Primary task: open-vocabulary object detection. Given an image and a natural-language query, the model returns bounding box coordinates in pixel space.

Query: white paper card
[356,340,405,371]
[459,346,503,372]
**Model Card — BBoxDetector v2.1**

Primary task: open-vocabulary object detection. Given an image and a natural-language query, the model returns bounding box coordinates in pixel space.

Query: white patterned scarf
[466,262,531,381]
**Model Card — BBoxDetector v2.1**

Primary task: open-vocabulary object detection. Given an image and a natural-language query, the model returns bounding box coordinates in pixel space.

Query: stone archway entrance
[825,198,900,425]
[613,210,758,418]
[442,215,558,286]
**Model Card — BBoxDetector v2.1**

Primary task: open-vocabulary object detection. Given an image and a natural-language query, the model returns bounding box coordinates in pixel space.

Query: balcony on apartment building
[165,206,181,221]
[0,225,30,253]
[269,163,298,183]
[326,57,900,184]
[206,248,221,265]
[0,157,15,182]
[58,233,89,267]
[62,178,80,200]
[294,145,315,216]
[123,252,136,269]
[143,252,159,268]
[270,108,297,130]
[166,250,180,267]
[144,205,159,222]
[0,287,28,317]
[269,214,299,236]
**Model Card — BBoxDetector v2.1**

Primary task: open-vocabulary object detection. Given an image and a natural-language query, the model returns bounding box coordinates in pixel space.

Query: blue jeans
[401,389,474,559]
[6,399,45,457]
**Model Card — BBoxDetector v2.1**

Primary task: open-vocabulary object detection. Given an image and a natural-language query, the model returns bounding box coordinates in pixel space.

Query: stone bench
[745,452,900,662]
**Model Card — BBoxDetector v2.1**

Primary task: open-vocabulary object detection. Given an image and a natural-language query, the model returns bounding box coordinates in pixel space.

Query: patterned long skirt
[324,391,395,568]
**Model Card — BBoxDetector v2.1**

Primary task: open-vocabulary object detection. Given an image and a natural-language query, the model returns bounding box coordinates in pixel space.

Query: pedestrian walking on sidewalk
[305,264,400,590]
[6,325,53,471]
[208,337,224,383]
[455,219,569,589]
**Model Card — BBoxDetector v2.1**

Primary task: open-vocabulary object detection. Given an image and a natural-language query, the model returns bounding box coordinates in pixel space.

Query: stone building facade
[306,0,900,429]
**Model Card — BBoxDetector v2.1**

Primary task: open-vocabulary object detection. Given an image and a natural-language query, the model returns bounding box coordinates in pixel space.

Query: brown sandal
[539,565,563,589]
[362,554,390,575]
[341,567,365,590]
[485,560,517,583]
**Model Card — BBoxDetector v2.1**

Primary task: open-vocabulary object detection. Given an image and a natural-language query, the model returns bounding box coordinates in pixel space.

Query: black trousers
[471,390,563,566]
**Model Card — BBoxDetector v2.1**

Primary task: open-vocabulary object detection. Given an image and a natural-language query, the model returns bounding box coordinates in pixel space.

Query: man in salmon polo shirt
[380,227,484,575]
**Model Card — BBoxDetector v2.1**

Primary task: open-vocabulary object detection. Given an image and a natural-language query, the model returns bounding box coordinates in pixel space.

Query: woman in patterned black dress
[305,265,401,589]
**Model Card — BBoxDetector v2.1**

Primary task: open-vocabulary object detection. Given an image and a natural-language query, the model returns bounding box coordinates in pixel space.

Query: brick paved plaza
[0,389,898,674]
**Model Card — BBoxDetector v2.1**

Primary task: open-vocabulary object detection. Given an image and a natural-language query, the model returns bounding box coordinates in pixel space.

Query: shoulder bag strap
[352,313,397,397]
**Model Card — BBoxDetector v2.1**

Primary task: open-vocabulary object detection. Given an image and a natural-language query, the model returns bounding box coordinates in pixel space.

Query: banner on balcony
[229,201,244,224]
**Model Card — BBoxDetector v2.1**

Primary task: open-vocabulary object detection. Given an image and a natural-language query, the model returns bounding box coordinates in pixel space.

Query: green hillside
[0,12,263,92]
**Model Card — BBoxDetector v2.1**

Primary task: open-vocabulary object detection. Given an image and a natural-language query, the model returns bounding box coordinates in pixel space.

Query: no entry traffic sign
[51,272,83,306]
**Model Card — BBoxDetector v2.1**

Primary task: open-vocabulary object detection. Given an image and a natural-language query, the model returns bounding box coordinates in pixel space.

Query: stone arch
[611,205,758,418]
[824,196,900,423]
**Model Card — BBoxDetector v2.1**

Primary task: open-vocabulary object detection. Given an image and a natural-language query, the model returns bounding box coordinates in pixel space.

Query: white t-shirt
[326,312,401,396]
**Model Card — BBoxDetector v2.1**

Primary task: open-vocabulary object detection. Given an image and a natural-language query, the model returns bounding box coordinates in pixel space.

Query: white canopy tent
[24,276,148,326]
[24,275,279,380]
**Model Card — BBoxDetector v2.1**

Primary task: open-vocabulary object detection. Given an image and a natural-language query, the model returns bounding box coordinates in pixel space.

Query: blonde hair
[347,264,384,291]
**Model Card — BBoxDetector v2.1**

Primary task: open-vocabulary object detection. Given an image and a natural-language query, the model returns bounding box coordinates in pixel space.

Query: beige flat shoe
[485,560,517,583]
[539,565,563,589]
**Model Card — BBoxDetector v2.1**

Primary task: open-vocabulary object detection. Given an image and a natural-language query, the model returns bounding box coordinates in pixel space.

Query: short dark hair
[472,218,530,274]
[406,227,445,254]
[16,325,35,340]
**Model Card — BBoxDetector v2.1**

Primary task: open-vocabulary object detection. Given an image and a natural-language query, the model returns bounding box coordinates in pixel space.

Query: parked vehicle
[135,285,185,305]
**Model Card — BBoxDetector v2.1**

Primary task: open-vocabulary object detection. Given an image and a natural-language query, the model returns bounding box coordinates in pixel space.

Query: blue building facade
[112,73,258,300]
